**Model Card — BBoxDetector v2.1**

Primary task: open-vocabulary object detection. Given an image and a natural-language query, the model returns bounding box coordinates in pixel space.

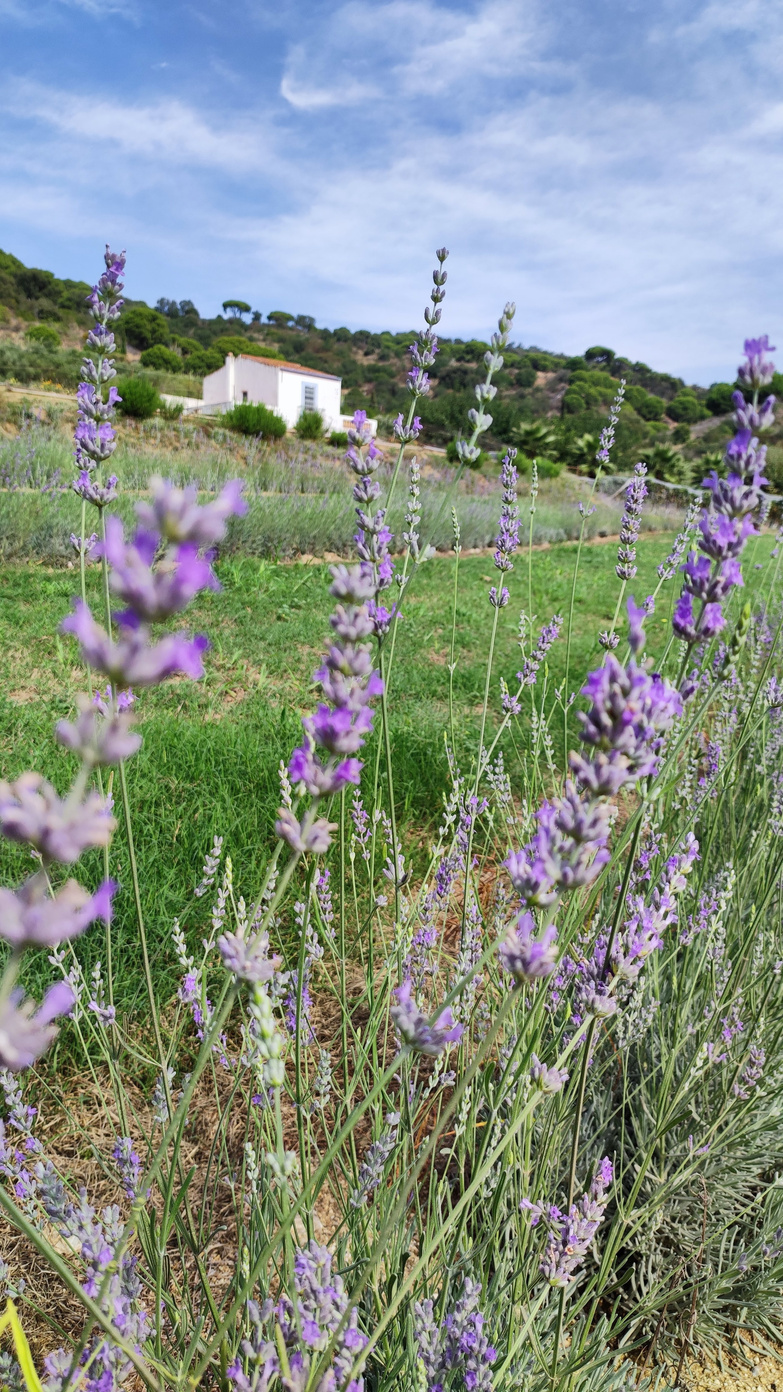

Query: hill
[2,245,780,480]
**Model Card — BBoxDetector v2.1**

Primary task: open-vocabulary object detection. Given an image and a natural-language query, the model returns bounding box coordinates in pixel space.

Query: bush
[24,324,60,347]
[185,348,223,376]
[223,402,287,437]
[295,410,326,441]
[624,384,664,420]
[562,387,587,415]
[116,375,161,418]
[705,381,737,415]
[584,344,615,364]
[671,422,691,444]
[139,344,183,373]
[329,431,348,448]
[121,305,170,350]
[667,389,709,423]
[517,452,562,478]
[211,335,255,359]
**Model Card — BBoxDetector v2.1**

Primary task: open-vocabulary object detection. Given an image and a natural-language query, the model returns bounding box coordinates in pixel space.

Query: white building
[201,352,376,435]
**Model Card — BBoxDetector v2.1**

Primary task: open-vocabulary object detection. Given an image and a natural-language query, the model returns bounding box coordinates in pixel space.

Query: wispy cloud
[0,0,781,380]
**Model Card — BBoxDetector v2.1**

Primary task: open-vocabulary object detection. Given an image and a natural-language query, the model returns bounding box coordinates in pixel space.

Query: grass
[1,529,778,1016]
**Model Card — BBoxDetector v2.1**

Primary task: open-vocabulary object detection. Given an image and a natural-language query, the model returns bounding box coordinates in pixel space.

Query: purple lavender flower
[737,335,776,390]
[523,1157,613,1287]
[350,1111,399,1207]
[0,982,75,1071]
[517,613,563,687]
[55,693,141,766]
[0,772,115,864]
[99,515,220,622]
[498,914,559,983]
[492,449,520,577]
[529,1053,568,1093]
[391,980,463,1056]
[61,600,209,687]
[0,873,114,948]
[627,595,653,656]
[415,1278,497,1392]
[571,656,682,791]
[596,381,626,466]
[230,1242,367,1392]
[218,928,281,984]
[112,1136,144,1200]
[135,474,248,544]
[616,463,648,581]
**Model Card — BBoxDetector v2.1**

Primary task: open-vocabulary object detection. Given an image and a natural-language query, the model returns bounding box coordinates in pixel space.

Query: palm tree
[640,443,693,486]
[511,419,560,458]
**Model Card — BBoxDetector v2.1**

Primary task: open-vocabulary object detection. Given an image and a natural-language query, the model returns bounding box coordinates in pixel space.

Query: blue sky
[0,0,781,383]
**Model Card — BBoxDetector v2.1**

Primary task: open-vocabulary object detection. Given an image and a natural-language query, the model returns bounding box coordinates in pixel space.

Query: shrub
[329,430,348,447]
[116,375,161,418]
[624,384,664,420]
[561,386,587,414]
[671,422,691,444]
[139,344,183,372]
[667,389,709,423]
[518,452,562,478]
[121,305,170,350]
[223,401,287,437]
[705,381,737,415]
[584,344,615,365]
[295,410,326,440]
[185,348,224,376]
[24,324,60,347]
[641,440,693,484]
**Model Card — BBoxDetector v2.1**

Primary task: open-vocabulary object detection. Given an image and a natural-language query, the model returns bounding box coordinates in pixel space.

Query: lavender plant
[1,252,783,1392]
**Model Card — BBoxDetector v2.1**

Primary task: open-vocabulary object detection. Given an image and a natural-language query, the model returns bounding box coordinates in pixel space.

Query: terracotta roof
[237,354,340,381]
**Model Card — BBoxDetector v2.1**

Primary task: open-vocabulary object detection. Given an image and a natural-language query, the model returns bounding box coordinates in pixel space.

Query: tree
[295,314,316,332]
[705,382,736,416]
[139,344,183,372]
[222,299,252,320]
[251,310,263,323]
[584,345,615,366]
[511,419,560,457]
[156,297,180,318]
[667,390,709,424]
[267,311,295,327]
[122,306,170,350]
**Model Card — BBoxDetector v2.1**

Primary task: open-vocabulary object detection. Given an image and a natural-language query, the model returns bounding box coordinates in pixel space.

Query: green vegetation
[116,376,162,418]
[222,402,287,437]
[295,408,326,440]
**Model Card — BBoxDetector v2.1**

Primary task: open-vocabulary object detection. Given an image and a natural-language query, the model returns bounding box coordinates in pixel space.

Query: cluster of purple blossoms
[596,380,625,467]
[391,980,463,1057]
[414,1277,497,1392]
[350,1110,400,1207]
[403,248,449,404]
[523,1157,613,1288]
[674,337,774,650]
[277,554,383,857]
[550,835,699,1027]
[62,475,246,688]
[616,462,648,582]
[71,246,125,509]
[30,1157,148,1392]
[489,449,520,608]
[228,1242,367,1392]
[501,598,682,989]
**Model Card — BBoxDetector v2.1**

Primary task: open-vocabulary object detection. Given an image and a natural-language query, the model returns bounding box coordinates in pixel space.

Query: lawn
[2,526,777,1014]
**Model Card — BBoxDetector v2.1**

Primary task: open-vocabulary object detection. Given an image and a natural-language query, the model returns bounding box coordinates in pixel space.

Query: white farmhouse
[201,352,376,435]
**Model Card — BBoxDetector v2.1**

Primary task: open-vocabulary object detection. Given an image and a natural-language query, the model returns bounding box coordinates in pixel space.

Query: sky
[0,0,782,384]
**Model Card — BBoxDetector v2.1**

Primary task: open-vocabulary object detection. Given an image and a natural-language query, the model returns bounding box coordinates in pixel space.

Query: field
[2,285,783,1392]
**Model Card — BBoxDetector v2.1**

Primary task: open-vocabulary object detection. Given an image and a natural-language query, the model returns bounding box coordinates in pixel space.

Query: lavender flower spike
[499,913,559,983]
[61,600,209,687]
[0,873,115,948]
[0,772,115,864]
[489,448,520,608]
[524,1157,613,1287]
[616,463,648,581]
[391,980,463,1055]
[0,982,75,1072]
[135,474,248,545]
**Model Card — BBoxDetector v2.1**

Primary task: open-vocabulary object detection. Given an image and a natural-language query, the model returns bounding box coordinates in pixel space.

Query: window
[242,390,248,403]
[303,383,317,411]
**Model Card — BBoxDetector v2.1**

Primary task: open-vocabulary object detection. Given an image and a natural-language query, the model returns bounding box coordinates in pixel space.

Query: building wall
[277,369,342,431]
[202,355,344,431]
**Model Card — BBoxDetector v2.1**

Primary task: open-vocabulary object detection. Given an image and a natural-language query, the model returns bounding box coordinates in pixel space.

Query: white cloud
[1,0,782,380]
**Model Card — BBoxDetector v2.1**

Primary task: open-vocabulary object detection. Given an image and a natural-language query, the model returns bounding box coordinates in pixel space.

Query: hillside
[1,245,780,481]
